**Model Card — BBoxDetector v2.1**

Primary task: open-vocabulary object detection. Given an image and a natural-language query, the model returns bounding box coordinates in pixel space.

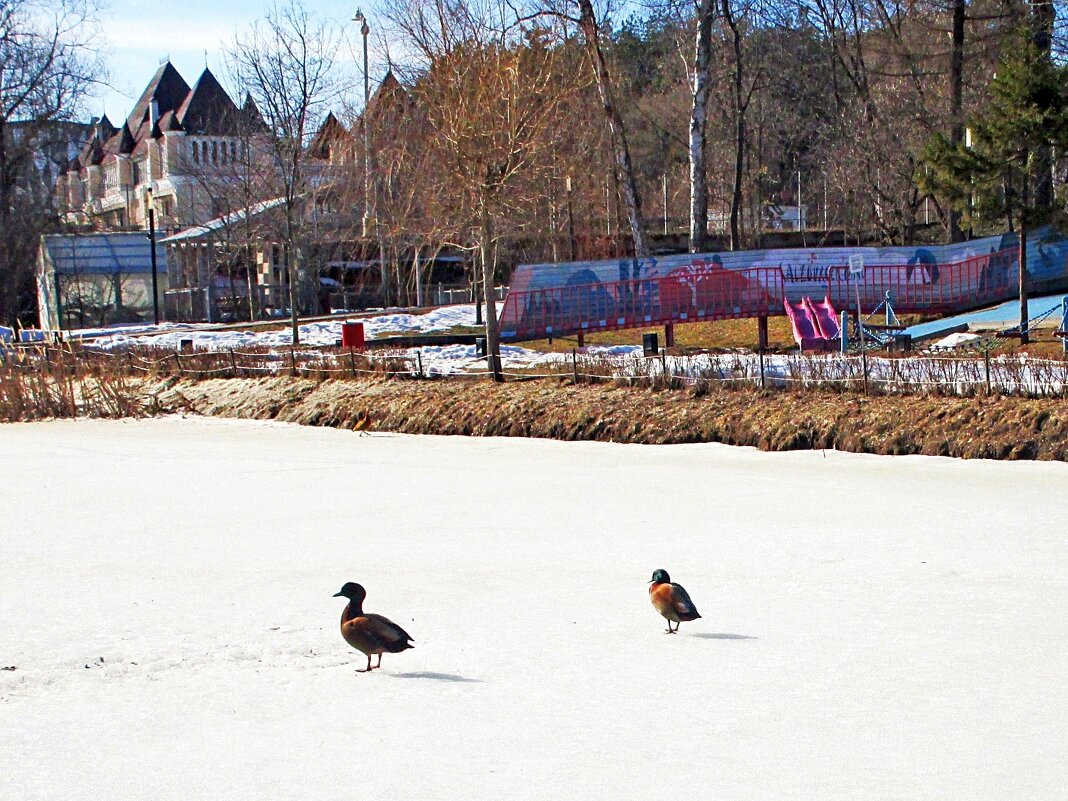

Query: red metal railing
[499,266,783,341]
[826,249,1017,314]
[499,248,1021,342]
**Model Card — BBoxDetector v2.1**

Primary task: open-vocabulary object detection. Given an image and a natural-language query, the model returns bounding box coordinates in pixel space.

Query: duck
[333,582,414,672]
[648,569,701,633]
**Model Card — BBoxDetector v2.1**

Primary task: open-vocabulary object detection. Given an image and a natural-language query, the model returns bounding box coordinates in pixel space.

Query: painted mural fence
[499,266,784,341]
[500,249,1024,341]
[828,249,1017,314]
[501,225,1068,342]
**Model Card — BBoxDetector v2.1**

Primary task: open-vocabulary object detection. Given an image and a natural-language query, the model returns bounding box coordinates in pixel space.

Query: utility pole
[353,9,371,239]
[146,187,160,325]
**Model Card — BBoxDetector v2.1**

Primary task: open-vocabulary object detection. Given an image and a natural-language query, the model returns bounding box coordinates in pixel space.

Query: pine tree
[920,32,1068,342]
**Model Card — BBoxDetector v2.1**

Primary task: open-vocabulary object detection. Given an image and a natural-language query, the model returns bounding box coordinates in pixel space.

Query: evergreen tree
[921,33,1068,342]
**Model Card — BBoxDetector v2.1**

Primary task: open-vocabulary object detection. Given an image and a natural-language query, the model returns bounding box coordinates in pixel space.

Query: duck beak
[332,591,344,597]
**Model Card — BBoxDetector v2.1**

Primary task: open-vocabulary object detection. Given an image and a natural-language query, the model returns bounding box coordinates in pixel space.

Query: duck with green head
[333,582,414,672]
[648,569,701,633]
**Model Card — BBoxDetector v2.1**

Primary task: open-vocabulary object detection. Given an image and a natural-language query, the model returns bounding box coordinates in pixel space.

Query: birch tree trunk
[723,0,746,251]
[576,0,649,258]
[689,0,715,254]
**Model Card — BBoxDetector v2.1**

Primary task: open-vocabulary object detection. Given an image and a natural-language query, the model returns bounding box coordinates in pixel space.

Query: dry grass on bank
[3,368,1066,461]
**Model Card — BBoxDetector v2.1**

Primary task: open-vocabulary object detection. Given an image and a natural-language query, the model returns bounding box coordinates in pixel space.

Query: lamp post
[353,8,371,239]
[145,187,160,325]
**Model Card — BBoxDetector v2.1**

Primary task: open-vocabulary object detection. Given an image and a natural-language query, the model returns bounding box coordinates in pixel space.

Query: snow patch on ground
[74,304,498,351]
[929,332,982,350]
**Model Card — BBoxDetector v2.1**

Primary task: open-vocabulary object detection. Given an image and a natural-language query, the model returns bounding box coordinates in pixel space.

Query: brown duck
[333,582,414,672]
[648,569,701,633]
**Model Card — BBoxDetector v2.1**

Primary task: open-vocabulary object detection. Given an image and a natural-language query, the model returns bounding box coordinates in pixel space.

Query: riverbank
[4,373,1063,460]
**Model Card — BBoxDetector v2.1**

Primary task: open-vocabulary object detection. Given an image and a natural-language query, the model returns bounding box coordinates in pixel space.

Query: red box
[341,321,365,350]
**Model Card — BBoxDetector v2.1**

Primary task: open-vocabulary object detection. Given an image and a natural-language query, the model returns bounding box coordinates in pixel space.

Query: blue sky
[92,0,381,123]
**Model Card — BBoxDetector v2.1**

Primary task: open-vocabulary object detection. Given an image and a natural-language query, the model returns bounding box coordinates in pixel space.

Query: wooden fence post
[290,346,296,377]
[572,348,578,383]
[348,347,357,378]
[861,346,869,395]
[417,349,424,379]
[229,349,238,378]
[759,349,766,389]
[984,349,991,394]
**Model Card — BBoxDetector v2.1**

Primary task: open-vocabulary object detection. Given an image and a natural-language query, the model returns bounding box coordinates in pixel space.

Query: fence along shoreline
[3,339,1067,399]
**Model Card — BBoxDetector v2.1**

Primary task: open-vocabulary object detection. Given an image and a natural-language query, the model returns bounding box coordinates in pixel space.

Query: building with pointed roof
[56,61,266,232]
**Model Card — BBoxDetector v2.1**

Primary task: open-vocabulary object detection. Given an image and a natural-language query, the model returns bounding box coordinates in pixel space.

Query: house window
[132,160,141,185]
[201,141,209,163]
[192,140,199,164]
[231,141,237,162]
[212,141,218,164]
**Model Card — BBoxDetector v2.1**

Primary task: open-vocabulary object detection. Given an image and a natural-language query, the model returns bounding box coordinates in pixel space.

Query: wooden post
[665,322,675,349]
[417,349,424,379]
[759,348,765,389]
[348,347,357,378]
[229,349,237,377]
[572,348,578,383]
[757,315,768,351]
[577,331,585,348]
[290,346,297,377]
[984,348,991,394]
[173,350,182,374]
[660,349,667,378]
[861,345,868,395]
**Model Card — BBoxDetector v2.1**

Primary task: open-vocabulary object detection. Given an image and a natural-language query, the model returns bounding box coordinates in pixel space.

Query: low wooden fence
[3,341,1068,399]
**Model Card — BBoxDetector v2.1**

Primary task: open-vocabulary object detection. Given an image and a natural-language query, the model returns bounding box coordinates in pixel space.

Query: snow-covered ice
[2,418,1066,800]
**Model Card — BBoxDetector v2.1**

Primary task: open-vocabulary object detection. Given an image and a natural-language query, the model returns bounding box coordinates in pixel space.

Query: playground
[499,227,1068,354]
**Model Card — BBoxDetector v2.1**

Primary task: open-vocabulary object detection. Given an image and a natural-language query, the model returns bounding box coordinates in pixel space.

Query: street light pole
[353,8,371,239]
[146,188,160,325]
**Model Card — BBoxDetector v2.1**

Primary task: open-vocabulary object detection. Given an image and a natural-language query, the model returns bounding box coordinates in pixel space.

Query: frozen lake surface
[2,418,1065,800]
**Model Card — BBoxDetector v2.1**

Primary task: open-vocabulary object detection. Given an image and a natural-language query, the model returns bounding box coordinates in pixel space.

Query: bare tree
[228,0,345,343]
[384,0,579,378]
[573,0,650,256]
[0,0,103,326]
